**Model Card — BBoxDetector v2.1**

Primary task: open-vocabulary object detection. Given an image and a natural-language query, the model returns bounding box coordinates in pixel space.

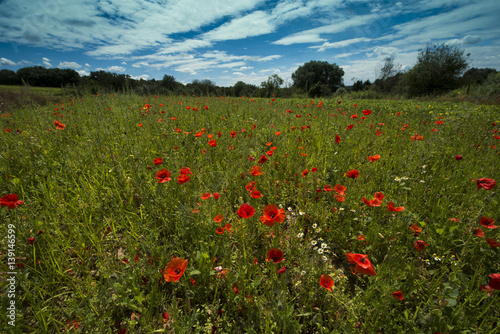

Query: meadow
[1,92,499,333]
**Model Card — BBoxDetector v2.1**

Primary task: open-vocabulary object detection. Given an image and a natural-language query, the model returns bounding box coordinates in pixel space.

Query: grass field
[1,93,499,333]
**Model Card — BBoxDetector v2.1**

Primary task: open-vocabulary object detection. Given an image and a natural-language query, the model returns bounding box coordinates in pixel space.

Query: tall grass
[1,94,499,333]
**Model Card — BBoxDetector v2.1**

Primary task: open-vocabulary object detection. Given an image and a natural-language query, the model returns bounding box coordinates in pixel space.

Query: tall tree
[405,43,470,95]
[291,61,344,95]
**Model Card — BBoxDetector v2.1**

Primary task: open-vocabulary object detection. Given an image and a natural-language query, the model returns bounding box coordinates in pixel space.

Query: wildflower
[335,135,341,144]
[266,248,284,264]
[473,178,496,190]
[409,223,422,236]
[0,194,24,209]
[250,166,264,176]
[455,155,463,160]
[277,266,287,275]
[345,253,377,276]
[260,204,286,227]
[387,202,405,212]
[473,228,484,237]
[334,184,346,196]
[392,291,404,300]
[488,274,500,290]
[208,139,217,147]
[311,240,317,246]
[179,167,193,175]
[201,193,212,200]
[410,134,423,141]
[367,154,381,162]
[318,249,324,254]
[237,203,255,219]
[216,227,224,235]
[413,240,429,251]
[177,174,190,185]
[319,274,334,292]
[213,192,220,199]
[346,170,359,179]
[54,120,66,129]
[153,157,163,165]
[258,155,268,164]
[163,256,188,282]
[486,238,500,247]
[251,190,263,198]
[296,233,304,238]
[214,214,224,223]
[479,216,497,229]
[362,109,372,115]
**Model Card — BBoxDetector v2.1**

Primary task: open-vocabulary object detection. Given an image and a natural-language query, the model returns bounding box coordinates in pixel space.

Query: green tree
[291,61,344,96]
[260,74,283,97]
[405,43,470,95]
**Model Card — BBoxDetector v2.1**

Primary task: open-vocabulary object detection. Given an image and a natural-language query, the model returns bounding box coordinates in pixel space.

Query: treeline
[0,43,498,99]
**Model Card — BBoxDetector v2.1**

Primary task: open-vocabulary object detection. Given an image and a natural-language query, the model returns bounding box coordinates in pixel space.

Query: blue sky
[1,0,499,87]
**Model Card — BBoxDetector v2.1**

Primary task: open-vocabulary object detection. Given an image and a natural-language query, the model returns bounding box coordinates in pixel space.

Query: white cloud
[0,57,16,66]
[202,11,275,41]
[95,66,126,73]
[273,34,326,45]
[42,57,52,67]
[446,35,482,46]
[312,37,371,52]
[77,69,89,76]
[131,74,150,80]
[58,61,82,69]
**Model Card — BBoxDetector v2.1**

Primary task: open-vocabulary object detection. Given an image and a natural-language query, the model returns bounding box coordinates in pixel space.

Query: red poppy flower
[208,139,217,147]
[455,155,462,160]
[201,193,212,200]
[230,131,236,138]
[319,274,334,292]
[216,227,224,235]
[411,134,423,141]
[260,204,286,227]
[153,157,163,165]
[409,224,423,235]
[213,192,220,199]
[334,184,346,196]
[177,174,190,185]
[367,154,381,162]
[473,228,484,237]
[225,223,232,232]
[180,167,193,175]
[488,274,500,290]
[335,195,345,202]
[137,123,143,127]
[275,131,281,136]
[479,216,497,229]
[345,253,377,276]
[362,197,381,207]
[251,190,263,199]
[346,124,354,130]
[163,256,188,282]
[473,178,496,190]
[214,214,224,223]
[362,109,372,115]
[245,181,257,192]
[250,166,264,176]
[155,169,172,183]
[388,202,405,212]
[311,167,318,172]
[323,184,333,192]
[54,120,66,130]
[346,170,359,179]
[351,114,358,119]
[237,203,255,219]
[392,291,404,300]
[413,240,429,251]
[0,194,24,209]
[258,155,268,164]
[486,238,500,247]
[301,169,309,177]
[266,248,284,264]
[277,266,287,274]
[335,135,341,144]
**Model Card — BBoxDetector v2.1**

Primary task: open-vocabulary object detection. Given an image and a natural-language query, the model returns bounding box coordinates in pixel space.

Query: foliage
[16,66,80,88]
[404,43,470,96]
[292,60,344,95]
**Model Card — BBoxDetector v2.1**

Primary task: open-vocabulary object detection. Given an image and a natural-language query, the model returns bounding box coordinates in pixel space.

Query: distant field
[1,93,499,333]
[0,85,67,112]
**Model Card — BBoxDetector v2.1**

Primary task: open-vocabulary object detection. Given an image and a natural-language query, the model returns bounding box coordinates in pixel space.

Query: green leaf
[189,270,201,276]
[436,228,444,235]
